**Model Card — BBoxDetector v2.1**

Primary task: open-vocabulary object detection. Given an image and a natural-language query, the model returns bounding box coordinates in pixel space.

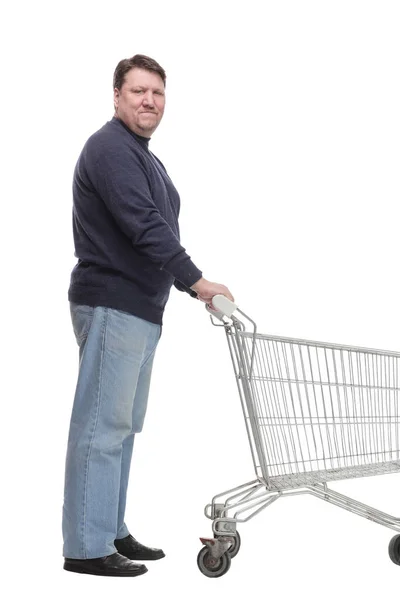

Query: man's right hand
[190,277,234,306]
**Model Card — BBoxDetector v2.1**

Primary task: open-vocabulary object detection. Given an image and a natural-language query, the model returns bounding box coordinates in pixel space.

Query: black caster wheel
[197,546,231,578]
[389,535,400,565]
[215,530,241,558]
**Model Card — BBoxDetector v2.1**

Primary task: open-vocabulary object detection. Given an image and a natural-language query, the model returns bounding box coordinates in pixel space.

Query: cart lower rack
[197,295,400,578]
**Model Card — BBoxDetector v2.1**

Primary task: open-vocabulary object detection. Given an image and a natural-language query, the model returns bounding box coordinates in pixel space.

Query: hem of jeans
[64,550,118,560]
[115,529,130,540]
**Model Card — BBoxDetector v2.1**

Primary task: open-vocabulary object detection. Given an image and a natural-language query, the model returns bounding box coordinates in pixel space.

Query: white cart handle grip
[206,294,238,320]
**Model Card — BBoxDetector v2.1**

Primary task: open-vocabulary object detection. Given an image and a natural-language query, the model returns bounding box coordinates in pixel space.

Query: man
[63,54,234,577]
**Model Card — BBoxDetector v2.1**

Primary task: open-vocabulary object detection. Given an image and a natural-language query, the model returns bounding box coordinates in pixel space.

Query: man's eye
[133,90,144,94]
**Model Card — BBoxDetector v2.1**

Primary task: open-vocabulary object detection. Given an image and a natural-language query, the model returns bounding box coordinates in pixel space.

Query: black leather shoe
[64,552,148,576]
[114,534,165,561]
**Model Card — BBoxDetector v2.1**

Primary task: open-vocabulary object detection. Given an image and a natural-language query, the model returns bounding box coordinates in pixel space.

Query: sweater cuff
[174,280,199,298]
[163,253,202,289]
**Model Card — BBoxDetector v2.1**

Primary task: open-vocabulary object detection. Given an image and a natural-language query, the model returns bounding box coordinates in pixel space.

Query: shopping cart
[197,295,400,577]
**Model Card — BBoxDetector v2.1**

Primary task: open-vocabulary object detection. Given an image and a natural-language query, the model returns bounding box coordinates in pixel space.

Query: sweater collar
[112,116,150,149]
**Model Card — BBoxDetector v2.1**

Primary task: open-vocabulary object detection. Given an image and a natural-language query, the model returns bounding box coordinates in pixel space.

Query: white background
[2,0,400,597]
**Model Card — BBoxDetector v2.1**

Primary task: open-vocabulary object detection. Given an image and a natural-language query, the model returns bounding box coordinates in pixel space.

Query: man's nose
[142,92,155,107]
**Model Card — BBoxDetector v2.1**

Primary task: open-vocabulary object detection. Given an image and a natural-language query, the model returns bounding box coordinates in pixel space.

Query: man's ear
[113,88,119,111]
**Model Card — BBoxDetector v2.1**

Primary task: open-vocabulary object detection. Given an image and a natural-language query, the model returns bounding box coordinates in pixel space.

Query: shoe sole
[63,563,148,577]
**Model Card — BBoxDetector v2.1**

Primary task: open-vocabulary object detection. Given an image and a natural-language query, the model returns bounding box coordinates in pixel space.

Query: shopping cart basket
[197,295,400,577]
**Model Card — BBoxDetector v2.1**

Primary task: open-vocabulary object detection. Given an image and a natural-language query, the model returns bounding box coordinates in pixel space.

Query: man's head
[113,54,166,138]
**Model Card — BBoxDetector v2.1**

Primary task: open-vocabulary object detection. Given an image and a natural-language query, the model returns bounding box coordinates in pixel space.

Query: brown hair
[113,54,166,90]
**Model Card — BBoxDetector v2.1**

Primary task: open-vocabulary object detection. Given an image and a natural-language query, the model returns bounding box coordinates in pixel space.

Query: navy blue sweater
[68,117,202,324]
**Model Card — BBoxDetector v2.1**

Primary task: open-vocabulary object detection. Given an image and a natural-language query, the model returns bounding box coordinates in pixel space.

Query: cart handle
[206,295,258,379]
[206,294,238,320]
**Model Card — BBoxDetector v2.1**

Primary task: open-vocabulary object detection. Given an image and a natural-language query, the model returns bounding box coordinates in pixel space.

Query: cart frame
[197,296,400,577]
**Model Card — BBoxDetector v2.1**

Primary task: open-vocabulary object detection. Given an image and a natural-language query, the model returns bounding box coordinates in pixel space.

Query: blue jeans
[62,303,161,559]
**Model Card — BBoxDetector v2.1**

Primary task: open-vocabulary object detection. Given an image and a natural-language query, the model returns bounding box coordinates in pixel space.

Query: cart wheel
[197,547,231,578]
[215,531,241,558]
[389,535,400,565]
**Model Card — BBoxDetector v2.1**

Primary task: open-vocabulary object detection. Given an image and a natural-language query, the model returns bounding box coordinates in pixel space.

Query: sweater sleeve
[174,279,198,298]
[87,142,202,288]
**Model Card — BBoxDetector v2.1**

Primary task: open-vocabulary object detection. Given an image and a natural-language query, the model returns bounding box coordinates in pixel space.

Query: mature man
[63,54,234,577]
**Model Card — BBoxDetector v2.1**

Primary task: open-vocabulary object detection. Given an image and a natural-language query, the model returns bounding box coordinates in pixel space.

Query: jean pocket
[70,303,94,342]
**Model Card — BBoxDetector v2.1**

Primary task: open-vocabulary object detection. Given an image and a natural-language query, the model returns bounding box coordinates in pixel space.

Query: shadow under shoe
[64,552,148,576]
[114,535,165,561]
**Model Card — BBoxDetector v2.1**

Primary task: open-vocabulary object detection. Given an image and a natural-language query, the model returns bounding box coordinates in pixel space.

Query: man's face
[114,68,166,138]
